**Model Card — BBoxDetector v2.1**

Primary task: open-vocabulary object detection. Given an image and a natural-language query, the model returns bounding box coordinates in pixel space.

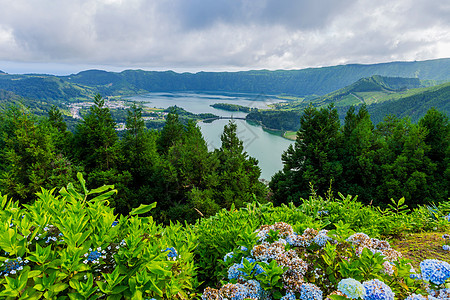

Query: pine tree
[271,104,342,205]
[0,107,77,201]
[157,109,184,154]
[73,94,118,172]
[214,121,266,209]
[340,104,376,201]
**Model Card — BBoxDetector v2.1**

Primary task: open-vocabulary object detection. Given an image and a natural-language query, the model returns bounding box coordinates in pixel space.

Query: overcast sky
[0,0,449,75]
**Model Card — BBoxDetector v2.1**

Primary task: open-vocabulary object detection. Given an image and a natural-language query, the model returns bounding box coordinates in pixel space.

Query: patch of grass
[390,232,450,269]
[283,131,297,140]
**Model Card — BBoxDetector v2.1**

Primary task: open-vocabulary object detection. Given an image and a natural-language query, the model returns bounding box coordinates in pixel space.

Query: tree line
[270,104,449,207]
[0,94,266,223]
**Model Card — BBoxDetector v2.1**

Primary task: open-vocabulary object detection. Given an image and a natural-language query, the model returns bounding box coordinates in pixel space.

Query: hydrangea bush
[193,194,450,293]
[201,222,450,300]
[0,173,197,299]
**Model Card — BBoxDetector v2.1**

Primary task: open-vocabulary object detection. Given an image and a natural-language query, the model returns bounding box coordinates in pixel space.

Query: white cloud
[0,0,448,74]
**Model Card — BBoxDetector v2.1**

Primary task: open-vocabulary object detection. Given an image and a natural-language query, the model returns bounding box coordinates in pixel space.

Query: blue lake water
[130,92,294,180]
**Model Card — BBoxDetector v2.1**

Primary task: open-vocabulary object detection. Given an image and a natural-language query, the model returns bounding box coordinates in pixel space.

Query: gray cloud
[173,0,357,30]
[0,0,448,74]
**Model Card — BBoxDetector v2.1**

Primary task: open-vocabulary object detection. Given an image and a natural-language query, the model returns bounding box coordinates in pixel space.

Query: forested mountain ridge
[0,88,61,116]
[367,81,450,123]
[62,58,450,96]
[0,58,449,102]
[247,77,450,131]
[0,74,95,101]
[308,75,424,107]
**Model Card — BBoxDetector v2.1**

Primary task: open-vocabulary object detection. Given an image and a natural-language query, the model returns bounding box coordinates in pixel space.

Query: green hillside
[247,76,450,131]
[0,74,95,101]
[63,58,450,96]
[367,81,450,123]
[0,89,60,116]
[308,75,423,107]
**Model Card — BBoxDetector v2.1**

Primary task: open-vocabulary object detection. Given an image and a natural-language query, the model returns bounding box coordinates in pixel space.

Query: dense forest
[0,95,448,225]
[270,104,449,207]
[0,95,266,223]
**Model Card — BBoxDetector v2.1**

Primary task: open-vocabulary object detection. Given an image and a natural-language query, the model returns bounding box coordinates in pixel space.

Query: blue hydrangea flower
[362,279,394,300]
[432,288,450,299]
[281,292,296,300]
[246,280,262,299]
[337,278,365,299]
[224,252,234,262]
[228,263,246,280]
[241,257,256,264]
[240,246,248,252]
[314,233,331,247]
[45,236,58,243]
[111,220,118,227]
[286,233,298,246]
[443,245,450,251]
[83,248,106,264]
[219,283,249,300]
[233,284,250,300]
[444,214,450,222]
[299,283,322,300]
[162,247,178,260]
[420,259,450,285]
[0,257,28,276]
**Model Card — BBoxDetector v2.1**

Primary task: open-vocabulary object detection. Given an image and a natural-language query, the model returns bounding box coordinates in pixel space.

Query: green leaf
[52,283,69,293]
[28,270,42,278]
[111,285,129,294]
[34,284,45,292]
[89,190,118,203]
[149,278,163,297]
[131,290,143,300]
[77,172,88,196]
[130,202,157,215]
[147,263,172,277]
[89,185,115,195]
[68,293,85,300]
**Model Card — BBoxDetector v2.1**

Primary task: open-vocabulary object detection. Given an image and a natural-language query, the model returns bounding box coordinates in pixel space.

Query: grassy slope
[391,232,450,269]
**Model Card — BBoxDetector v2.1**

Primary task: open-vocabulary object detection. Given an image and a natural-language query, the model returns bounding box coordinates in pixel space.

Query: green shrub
[0,173,197,299]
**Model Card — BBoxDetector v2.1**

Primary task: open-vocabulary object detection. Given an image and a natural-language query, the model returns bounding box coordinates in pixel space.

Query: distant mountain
[0,74,95,101]
[0,88,59,116]
[367,81,450,123]
[308,75,424,107]
[0,58,449,102]
[61,58,450,97]
[247,76,450,131]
